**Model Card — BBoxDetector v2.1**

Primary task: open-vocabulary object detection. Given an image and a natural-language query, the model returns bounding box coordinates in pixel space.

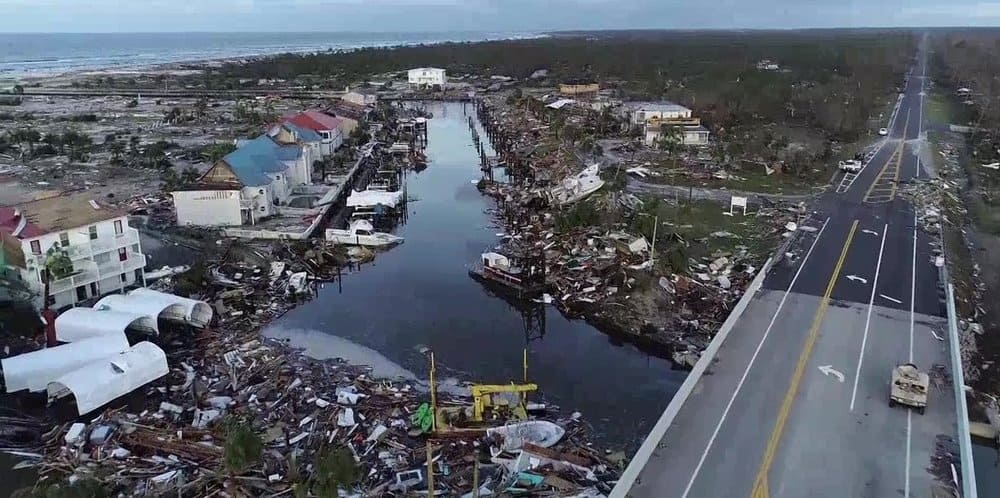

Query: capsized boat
[549,164,605,205]
[325,219,403,247]
[486,420,566,451]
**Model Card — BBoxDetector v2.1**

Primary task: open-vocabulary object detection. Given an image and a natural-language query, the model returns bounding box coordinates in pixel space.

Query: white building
[644,123,711,147]
[281,110,346,157]
[408,67,447,87]
[0,194,147,310]
[625,101,693,125]
[173,132,316,227]
[342,87,378,107]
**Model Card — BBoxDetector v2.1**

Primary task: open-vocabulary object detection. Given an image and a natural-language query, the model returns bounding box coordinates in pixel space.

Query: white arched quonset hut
[125,288,213,328]
[1,332,130,393]
[46,341,168,416]
[54,307,157,343]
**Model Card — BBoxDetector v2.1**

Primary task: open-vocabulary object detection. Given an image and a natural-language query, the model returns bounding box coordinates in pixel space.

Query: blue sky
[0,0,998,32]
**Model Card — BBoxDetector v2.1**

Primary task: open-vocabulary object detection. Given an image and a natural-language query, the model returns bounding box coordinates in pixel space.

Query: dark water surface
[265,102,682,450]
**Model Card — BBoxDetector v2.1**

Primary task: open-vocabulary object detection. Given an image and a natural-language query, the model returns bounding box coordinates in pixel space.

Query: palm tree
[128,136,141,158]
[42,133,62,154]
[22,128,40,155]
[180,167,201,184]
[108,141,125,164]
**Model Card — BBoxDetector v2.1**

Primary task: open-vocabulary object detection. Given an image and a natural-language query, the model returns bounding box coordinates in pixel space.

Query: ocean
[0,31,538,77]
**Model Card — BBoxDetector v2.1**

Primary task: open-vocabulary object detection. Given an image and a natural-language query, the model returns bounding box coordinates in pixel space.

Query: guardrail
[943,262,978,498]
[610,256,774,497]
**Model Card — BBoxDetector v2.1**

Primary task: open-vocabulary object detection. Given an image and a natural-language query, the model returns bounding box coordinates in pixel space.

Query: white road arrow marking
[818,365,845,383]
[846,275,868,284]
[862,229,880,236]
[930,329,944,341]
[879,294,903,304]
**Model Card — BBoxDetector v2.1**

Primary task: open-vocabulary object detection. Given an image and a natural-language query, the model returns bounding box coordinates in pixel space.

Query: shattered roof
[0,193,126,238]
[220,135,300,187]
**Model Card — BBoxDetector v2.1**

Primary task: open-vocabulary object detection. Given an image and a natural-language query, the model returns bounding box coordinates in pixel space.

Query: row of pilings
[465,99,533,185]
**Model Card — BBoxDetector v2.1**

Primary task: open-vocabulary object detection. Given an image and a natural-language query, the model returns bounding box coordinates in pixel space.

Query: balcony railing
[48,266,101,295]
[96,251,147,277]
[58,228,141,261]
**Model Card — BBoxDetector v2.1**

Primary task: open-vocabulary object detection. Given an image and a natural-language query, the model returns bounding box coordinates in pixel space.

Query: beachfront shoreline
[5,31,549,83]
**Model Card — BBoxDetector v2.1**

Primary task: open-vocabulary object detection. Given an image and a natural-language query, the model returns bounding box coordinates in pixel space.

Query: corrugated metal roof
[221,136,300,187]
[282,122,323,143]
[628,101,691,113]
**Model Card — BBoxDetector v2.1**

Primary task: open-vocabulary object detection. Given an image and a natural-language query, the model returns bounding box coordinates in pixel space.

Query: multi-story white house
[0,194,146,310]
[624,101,694,125]
[407,67,447,87]
[280,110,346,157]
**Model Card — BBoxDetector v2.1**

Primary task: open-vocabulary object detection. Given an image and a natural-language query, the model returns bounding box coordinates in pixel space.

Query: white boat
[486,420,565,451]
[144,265,190,282]
[346,189,404,208]
[326,219,403,247]
[549,164,605,205]
[287,272,310,295]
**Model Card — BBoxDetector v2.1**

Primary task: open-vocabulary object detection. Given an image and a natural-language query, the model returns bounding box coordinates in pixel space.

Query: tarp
[47,341,168,416]
[346,189,405,208]
[55,307,157,343]
[128,288,214,328]
[1,332,130,393]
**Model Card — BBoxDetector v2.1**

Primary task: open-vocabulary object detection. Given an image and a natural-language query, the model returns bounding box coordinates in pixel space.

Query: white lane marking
[849,223,889,412]
[818,365,845,383]
[680,217,831,498]
[904,213,918,498]
[905,411,913,498]
[930,329,944,341]
[862,229,880,236]
[836,171,859,194]
[846,275,869,284]
[880,294,903,304]
[910,216,917,362]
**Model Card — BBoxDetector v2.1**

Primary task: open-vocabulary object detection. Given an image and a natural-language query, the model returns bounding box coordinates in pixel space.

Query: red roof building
[280,110,344,134]
[0,206,44,239]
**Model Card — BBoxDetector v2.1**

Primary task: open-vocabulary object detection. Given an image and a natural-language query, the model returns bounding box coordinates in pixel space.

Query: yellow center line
[750,219,859,498]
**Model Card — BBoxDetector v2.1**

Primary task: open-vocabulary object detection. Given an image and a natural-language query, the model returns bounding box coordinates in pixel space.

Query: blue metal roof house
[171,133,314,227]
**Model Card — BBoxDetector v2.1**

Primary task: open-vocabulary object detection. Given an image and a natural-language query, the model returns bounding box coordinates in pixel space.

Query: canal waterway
[265,101,683,451]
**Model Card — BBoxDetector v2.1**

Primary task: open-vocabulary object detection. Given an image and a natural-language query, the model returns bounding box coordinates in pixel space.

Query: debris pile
[12,321,621,496]
[468,94,794,359]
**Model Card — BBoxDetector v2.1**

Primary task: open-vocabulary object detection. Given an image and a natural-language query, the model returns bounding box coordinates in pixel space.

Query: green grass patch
[651,164,822,195]
[924,93,953,126]
[632,198,783,273]
[925,90,975,127]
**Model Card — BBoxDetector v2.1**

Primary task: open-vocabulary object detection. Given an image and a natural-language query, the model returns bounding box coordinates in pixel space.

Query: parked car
[838,159,862,173]
[878,127,889,136]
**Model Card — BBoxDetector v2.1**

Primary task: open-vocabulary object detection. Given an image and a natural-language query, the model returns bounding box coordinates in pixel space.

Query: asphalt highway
[616,41,958,498]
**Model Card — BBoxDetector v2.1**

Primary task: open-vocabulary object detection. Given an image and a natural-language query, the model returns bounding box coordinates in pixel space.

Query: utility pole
[650,215,658,268]
[426,441,435,496]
